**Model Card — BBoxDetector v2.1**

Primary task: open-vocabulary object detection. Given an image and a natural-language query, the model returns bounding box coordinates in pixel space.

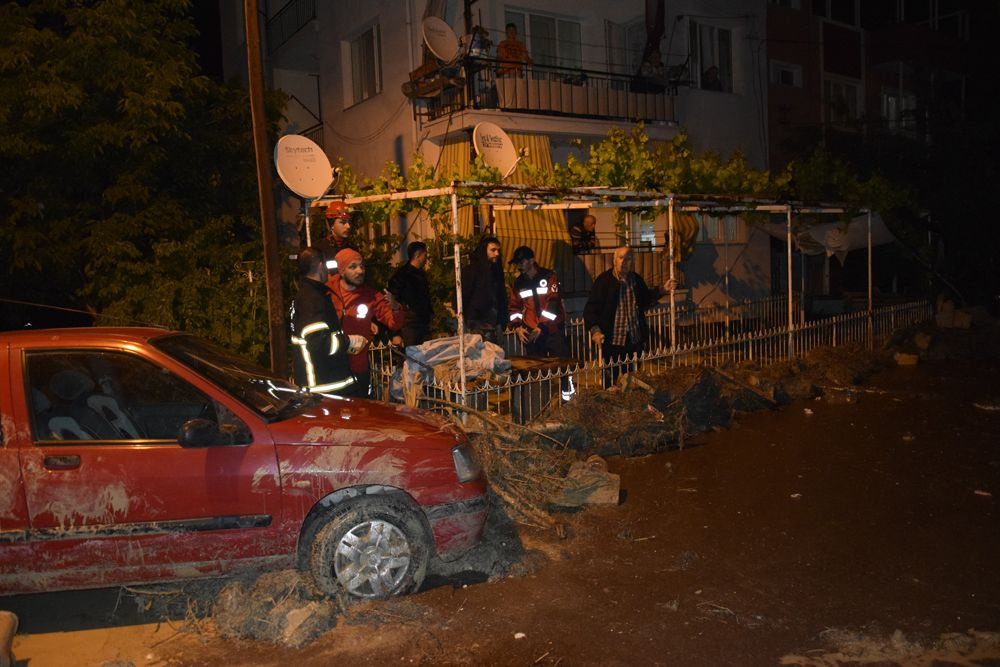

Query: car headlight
[451,443,482,483]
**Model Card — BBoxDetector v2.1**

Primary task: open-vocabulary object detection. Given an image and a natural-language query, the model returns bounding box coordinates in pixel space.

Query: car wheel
[307,496,431,599]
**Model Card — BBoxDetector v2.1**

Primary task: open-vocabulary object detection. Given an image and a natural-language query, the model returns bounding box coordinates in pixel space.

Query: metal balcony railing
[412,57,678,124]
[266,0,316,55]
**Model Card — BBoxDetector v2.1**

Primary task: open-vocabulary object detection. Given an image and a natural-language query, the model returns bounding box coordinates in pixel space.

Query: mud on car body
[0,328,487,599]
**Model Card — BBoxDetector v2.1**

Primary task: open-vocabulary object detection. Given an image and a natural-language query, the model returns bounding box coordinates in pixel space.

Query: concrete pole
[245,0,287,374]
[867,210,874,347]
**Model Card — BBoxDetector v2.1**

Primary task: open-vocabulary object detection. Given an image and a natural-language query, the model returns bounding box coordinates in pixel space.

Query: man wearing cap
[328,247,404,397]
[508,245,575,399]
[316,200,357,272]
[289,247,364,396]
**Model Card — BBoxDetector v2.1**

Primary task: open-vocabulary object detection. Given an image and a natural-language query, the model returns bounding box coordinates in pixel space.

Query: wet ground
[8,358,1000,666]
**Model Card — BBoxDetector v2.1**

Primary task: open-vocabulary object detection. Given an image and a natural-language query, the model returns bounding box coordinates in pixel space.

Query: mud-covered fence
[370,300,931,424]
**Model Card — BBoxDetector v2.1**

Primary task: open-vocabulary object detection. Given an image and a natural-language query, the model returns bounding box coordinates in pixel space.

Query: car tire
[307,496,431,599]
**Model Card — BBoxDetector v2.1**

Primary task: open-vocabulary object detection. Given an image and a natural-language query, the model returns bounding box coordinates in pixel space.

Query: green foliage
[0,0,287,362]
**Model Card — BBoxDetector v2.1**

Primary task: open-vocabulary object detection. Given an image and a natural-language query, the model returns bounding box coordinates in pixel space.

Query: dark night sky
[190,2,224,80]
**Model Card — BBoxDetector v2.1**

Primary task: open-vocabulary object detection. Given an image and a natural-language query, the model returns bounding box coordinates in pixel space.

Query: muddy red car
[0,328,487,599]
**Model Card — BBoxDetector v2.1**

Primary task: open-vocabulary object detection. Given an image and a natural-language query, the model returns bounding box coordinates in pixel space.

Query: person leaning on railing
[583,246,677,387]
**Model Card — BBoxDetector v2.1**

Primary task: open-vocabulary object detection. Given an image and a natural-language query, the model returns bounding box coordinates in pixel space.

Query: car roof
[0,327,177,346]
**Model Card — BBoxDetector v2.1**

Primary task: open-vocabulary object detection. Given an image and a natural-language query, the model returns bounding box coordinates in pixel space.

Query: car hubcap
[334,519,411,597]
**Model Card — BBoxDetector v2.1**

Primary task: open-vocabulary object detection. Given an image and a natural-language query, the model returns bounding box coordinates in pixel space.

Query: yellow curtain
[493,133,573,276]
[669,211,700,261]
[436,138,474,236]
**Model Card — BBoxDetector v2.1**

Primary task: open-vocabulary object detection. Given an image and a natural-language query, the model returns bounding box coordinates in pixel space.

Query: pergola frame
[326,181,873,402]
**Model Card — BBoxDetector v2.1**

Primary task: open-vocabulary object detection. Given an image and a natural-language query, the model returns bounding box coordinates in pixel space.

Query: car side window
[25,350,250,444]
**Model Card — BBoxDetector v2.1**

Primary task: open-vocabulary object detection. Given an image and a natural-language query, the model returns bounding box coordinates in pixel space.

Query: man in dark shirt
[388,241,433,347]
[570,214,599,254]
[289,247,364,395]
[460,236,507,342]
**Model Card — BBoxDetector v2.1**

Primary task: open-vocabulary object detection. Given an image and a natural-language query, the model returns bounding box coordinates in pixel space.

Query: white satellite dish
[274,134,334,200]
[422,16,461,62]
[473,122,520,179]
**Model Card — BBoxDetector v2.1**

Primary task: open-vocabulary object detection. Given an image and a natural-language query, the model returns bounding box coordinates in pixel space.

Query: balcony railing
[411,57,677,124]
[266,0,316,55]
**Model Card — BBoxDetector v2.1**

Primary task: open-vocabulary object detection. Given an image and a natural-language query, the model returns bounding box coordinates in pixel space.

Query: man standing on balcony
[584,246,675,387]
[496,23,531,78]
[508,245,575,400]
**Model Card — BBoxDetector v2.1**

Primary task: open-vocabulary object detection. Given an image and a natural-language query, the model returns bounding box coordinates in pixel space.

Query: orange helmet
[325,200,352,221]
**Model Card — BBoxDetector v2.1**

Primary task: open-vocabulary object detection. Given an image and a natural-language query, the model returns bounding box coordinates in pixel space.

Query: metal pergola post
[786,205,794,358]
[867,209,874,348]
[667,196,676,352]
[451,187,466,404]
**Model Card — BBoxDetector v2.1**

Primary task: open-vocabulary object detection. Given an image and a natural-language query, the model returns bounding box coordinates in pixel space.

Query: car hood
[266,397,466,451]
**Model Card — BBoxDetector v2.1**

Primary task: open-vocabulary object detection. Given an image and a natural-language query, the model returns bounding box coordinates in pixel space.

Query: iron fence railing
[265,0,316,55]
[368,299,932,425]
[416,57,676,124]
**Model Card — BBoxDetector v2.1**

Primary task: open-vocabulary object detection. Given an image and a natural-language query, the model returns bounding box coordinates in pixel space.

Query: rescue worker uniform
[328,275,403,398]
[507,260,575,400]
[290,277,357,395]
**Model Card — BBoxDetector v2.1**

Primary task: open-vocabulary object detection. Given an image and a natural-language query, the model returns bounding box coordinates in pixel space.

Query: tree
[0,0,286,361]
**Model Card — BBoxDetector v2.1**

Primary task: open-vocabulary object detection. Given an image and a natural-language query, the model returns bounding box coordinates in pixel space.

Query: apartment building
[220,0,773,308]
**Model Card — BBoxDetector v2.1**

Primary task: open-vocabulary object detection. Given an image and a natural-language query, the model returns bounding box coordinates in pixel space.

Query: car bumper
[424,494,489,560]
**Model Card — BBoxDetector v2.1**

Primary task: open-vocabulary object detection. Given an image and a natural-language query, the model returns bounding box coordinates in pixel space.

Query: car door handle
[44,455,81,470]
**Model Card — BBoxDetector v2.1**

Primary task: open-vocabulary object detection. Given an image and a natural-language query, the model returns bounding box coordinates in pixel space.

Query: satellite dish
[473,122,520,179]
[422,16,461,62]
[274,134,334,200]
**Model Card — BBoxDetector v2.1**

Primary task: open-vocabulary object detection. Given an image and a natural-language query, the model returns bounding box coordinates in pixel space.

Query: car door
[13,345,284,591]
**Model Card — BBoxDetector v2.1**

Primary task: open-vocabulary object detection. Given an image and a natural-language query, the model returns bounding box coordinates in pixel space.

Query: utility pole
[244,0,287,374]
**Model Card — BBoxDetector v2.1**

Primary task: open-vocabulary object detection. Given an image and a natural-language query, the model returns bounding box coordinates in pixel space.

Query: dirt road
[9,359,1000,666]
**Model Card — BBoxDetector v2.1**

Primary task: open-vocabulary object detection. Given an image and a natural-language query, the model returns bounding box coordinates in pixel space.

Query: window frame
[823,75,861,127]
[341,20,382,108]
[689,19,734,93]
[696,214,748,245]
[505,8,582,71]
[770,60,803,87]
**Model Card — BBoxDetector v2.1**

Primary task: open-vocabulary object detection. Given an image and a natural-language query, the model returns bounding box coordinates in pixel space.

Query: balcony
[266,0,316,55]
[407,57,679,124]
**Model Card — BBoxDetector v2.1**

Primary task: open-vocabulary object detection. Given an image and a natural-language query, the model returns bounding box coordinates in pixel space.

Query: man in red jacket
[507,245,575,399]
[327,248,403,398]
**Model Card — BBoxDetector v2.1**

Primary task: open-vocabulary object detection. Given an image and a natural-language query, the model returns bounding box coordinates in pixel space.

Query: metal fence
[368,299,932,424]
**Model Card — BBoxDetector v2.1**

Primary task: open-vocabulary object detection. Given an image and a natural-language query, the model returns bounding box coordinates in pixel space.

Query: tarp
[763,212,895,264]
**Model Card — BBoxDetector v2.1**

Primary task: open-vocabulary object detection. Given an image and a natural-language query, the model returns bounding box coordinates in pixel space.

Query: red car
[0,328,487,599]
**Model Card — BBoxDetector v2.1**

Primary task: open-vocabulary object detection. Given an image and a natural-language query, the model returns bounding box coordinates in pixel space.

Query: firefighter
[328,248,404,398]
[316,200,356,272]
[289,247,366,395]
[507,245,575,400]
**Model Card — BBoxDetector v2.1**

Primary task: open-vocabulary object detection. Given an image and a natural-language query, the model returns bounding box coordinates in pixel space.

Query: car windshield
[152,333,308,420]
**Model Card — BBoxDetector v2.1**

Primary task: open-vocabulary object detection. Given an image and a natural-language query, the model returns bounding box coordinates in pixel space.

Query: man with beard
[460,235,507,343]
[328,248,403,397]
[388,241,433,347]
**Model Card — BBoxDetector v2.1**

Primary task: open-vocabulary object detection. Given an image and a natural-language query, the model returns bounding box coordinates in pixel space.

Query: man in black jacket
[388,241,433,347]
[460,236,507,342]
[290,247,365,395]
[583,246,674,387]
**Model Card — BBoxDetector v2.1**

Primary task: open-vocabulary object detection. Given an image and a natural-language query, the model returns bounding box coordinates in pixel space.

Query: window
[770,60,803,87]
[824,77,860,126]
[505,10,581,70]
[697,215,747,244]
[689,20,733,92]
[26,350,250,443]
[813,0,858,25]
[881,88,917,132]
[344,22,382,107]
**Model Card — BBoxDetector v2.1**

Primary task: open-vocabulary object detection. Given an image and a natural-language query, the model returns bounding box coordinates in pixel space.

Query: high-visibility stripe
[301,322,329,337]
[536,286,549,295]
[518,289,532,299]
[311,377,356,393]
[510,313,523,321]
[326,260,338,270]
[355,303,369,319]
[540,310,557,320]
[329,332,340,355]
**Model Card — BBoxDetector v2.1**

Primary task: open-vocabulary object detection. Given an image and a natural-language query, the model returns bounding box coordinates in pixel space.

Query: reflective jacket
[508,266,566,333]
[328,276,403,373]
[290,278,356,394]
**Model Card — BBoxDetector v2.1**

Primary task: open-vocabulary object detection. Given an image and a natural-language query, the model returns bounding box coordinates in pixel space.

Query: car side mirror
[179,418,232,447]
